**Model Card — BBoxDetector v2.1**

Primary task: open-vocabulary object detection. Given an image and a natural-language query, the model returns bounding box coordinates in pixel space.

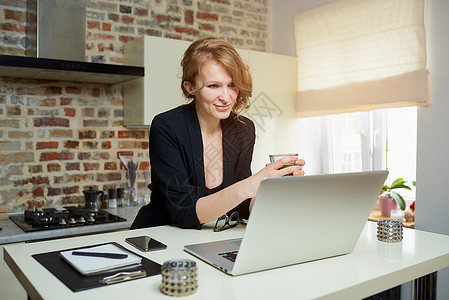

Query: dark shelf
[0,54,144,84]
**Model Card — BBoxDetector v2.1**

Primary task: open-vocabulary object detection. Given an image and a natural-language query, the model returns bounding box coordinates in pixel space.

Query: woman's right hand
[243,156,306,199]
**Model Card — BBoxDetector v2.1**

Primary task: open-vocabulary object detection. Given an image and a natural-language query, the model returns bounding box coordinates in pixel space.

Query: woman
[131,37,305,230]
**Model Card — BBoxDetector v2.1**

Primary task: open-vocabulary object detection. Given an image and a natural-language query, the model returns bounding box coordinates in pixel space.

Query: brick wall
[0,0,269,212]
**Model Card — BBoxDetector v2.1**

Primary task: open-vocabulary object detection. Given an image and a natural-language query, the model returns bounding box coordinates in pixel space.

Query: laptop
[184,170,388,276]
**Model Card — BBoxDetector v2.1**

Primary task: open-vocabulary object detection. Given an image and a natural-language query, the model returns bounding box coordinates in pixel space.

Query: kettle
[83,187,104,212]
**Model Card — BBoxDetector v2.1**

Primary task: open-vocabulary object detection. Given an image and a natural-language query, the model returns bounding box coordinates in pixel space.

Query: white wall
[270,0,449,298]
[415,0,449,298]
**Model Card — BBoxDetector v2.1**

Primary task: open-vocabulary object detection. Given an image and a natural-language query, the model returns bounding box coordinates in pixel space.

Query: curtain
[293,0,428,117]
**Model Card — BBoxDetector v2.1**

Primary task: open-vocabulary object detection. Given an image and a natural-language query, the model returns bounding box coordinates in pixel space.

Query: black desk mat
[32,242,161,292]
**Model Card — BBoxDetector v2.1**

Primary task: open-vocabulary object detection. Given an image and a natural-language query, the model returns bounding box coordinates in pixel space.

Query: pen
[72,251,128,259]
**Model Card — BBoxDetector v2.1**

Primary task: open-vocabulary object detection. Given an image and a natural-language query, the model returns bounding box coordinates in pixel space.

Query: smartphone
[125,236,167,252]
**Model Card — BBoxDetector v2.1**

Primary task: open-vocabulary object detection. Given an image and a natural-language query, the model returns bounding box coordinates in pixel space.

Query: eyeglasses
[213,212,240,232]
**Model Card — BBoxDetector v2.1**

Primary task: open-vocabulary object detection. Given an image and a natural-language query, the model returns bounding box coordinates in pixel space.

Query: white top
[4,222,449,300]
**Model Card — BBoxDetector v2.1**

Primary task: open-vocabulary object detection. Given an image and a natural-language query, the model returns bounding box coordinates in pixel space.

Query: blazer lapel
[183,102,205,188]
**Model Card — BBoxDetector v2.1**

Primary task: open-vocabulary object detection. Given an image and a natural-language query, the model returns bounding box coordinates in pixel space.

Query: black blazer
[131,102,256,229]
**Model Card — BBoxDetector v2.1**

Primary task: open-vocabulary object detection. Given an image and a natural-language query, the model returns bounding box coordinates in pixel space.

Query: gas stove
[9,206,126,233]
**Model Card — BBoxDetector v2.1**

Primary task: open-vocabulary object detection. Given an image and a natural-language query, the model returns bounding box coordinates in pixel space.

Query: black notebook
[33,242,161,292]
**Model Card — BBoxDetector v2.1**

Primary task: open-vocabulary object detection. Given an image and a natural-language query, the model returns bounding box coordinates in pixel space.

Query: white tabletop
[4,222,449,300]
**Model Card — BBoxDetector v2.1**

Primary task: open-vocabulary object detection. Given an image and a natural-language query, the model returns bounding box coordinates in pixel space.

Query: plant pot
[379,196,398,217]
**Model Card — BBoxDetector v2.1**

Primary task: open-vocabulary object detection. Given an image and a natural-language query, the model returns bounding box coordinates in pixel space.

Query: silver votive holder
[377,219,403,243]
[160,259,198,297]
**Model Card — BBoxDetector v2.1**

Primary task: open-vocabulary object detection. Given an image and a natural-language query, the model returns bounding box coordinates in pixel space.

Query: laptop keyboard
[218,250,238,262]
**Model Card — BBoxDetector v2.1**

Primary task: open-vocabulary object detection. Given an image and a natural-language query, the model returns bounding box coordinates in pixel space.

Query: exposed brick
[48,187,62,196]
[34,117,69,127]
[102,141,112,150]
[79,130,97,139]
[29,165,43,173]
[42,86,63,95]
[64,108,76,117]
[100,130,115,138]
[51,129,73,137]
[140,160,150,171]
[4,9,23,22]
[65,86,82,94]
[39,151,74,162]
[83,141,98,149]
[104,162,117,170]
[119,5,132,14]
[8,131,33,139]
[29,176,50,185]
[78,152,92,160]
[83,120,108,127]
[117,130,146,139]
[184,9,194,25]
[54,174,94,184]
[14,152,34,162]
[64,140,79,149]
[60,97,73,105]
[174,26,199,35]
[119,140,136,149]
[108,13,119,22]
[36,141,58,150]
[83,162,100,171]
[102,22,112,31]
[47,163,61,172]
[32,187,45,197]
[197,12,218,21]
[199,23,215,31]
[63,186,79,195]
[61,195,84,205]
[88,87,100,97]
[0,153,11,163]
[83,107,95,117]
[135,8,148,16]
[95,152,110,160]
[119,35,133,43]
[0,141,21,151]
[41,98,57,106]
[97,172,122,182]
[66,162,80,171]
[97,34,115,41]
[1,23,26,32]
[98,108,109,117]
[25,199,45,210]
[7,106,21,116]
[122,15,134,24]
[0,119,20,128]
[87,21,100,29]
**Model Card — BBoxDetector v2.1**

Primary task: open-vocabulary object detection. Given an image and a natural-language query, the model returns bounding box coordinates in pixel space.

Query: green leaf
[391,183,412,191]
[390,178,405,189]
[391,191,406,210]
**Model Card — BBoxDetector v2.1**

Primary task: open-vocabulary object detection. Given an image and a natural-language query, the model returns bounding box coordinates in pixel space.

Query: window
[322,107,417,201]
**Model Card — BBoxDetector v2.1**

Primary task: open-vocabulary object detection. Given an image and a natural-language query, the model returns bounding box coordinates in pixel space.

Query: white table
[4,222,449,300]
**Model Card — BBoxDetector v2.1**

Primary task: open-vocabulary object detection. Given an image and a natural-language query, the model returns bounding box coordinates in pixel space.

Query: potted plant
[378,178,414,217]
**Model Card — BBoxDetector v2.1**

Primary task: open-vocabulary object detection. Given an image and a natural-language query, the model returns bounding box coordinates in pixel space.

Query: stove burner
[9,206,126,232]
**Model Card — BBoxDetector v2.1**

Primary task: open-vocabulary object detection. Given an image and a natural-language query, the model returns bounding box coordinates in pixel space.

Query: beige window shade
[293,0,428,117]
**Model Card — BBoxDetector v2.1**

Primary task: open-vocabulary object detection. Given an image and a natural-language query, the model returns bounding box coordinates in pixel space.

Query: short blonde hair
[181,37,252,115]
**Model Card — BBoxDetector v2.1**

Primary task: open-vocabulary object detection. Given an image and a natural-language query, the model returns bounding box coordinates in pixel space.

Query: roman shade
[294,0,428,117]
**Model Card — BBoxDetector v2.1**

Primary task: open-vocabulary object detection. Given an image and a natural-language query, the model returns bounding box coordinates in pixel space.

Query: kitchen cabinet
[123,36,298,171]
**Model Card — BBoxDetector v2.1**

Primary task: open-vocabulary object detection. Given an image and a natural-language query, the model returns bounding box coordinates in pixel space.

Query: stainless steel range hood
[0,0,144,84]
[26,0,86,61]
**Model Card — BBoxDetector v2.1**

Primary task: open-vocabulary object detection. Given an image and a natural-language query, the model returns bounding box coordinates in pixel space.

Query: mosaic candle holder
[161,259,198,297]
[377,219,403,243]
